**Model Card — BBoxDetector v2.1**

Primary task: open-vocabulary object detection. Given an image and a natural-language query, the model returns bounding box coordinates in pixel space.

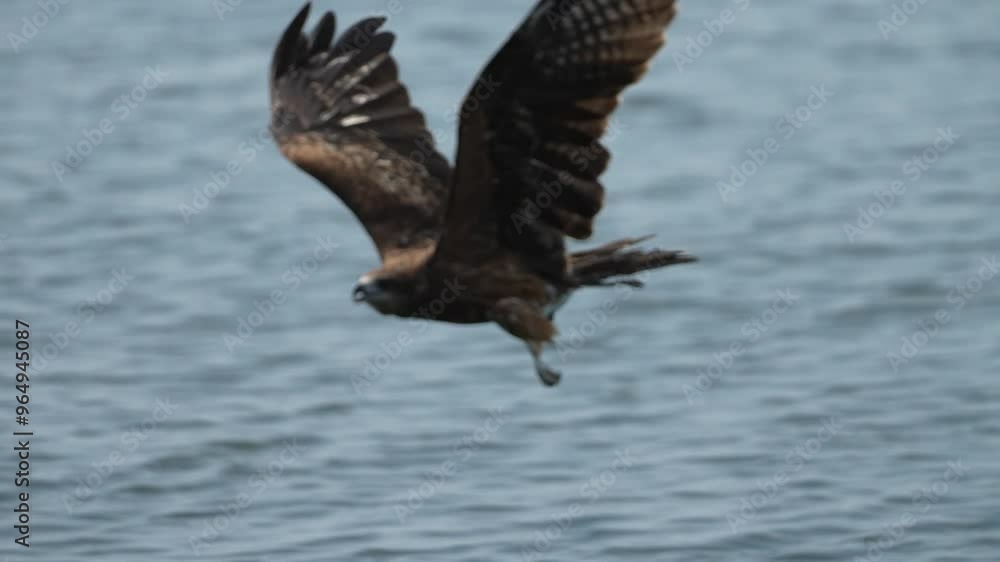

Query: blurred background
[2,0,999,560]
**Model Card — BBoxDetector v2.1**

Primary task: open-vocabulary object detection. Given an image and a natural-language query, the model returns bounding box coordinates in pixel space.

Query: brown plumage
[270,1,696,386]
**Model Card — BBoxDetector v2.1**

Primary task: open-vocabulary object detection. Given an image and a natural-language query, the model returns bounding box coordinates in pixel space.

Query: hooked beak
[352,281,380,303]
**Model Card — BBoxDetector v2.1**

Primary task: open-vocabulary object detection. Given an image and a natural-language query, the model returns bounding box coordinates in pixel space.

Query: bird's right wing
[270,4,451,261]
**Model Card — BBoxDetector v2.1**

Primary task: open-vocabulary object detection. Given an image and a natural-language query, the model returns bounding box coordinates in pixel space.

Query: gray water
[2,0,999,560]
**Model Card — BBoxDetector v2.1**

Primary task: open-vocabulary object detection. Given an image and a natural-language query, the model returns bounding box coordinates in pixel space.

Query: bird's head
[351,271,422,316]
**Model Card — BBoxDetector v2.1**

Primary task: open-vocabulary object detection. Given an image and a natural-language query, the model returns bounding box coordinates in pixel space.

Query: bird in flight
[270,0,695,386]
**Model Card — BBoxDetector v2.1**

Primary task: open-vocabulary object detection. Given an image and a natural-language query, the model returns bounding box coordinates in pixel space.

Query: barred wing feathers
[438,0,678,280]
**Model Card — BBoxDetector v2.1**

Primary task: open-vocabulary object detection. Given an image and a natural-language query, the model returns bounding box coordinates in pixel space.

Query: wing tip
[272,2,313,81]
[310,11,337,55]
[332,16,391,56]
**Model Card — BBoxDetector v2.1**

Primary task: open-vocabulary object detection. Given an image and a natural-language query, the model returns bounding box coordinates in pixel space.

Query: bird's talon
[538,366,562,386]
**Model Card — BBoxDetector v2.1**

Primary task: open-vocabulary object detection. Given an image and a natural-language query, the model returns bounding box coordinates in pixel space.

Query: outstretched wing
[270,4,451,261]
[436,0,677,281]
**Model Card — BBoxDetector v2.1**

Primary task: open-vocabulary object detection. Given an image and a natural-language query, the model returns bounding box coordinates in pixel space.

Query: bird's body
[269,1,696,385]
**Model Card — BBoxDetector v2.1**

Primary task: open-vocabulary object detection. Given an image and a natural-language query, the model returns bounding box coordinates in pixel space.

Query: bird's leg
[528,341,561,386]
[490,297,562,387]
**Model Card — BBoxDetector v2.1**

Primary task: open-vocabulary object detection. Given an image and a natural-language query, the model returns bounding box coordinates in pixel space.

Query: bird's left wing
[270,4,451,261]
[433,0,677,281]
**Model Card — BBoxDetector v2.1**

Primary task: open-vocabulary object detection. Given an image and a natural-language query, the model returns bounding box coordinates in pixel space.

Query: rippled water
[2,0,999,560]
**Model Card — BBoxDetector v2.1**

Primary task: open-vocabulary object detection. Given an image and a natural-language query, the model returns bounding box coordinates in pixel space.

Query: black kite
[269,1,696,386]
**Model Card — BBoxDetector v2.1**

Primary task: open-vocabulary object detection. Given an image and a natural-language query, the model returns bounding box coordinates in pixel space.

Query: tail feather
[569,236,696,287]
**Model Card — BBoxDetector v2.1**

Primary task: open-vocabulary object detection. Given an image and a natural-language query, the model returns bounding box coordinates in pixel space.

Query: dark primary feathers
[269,3,451,261]
[269,2,692,386]
[436,0,679,282]
[271,0,680,279]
